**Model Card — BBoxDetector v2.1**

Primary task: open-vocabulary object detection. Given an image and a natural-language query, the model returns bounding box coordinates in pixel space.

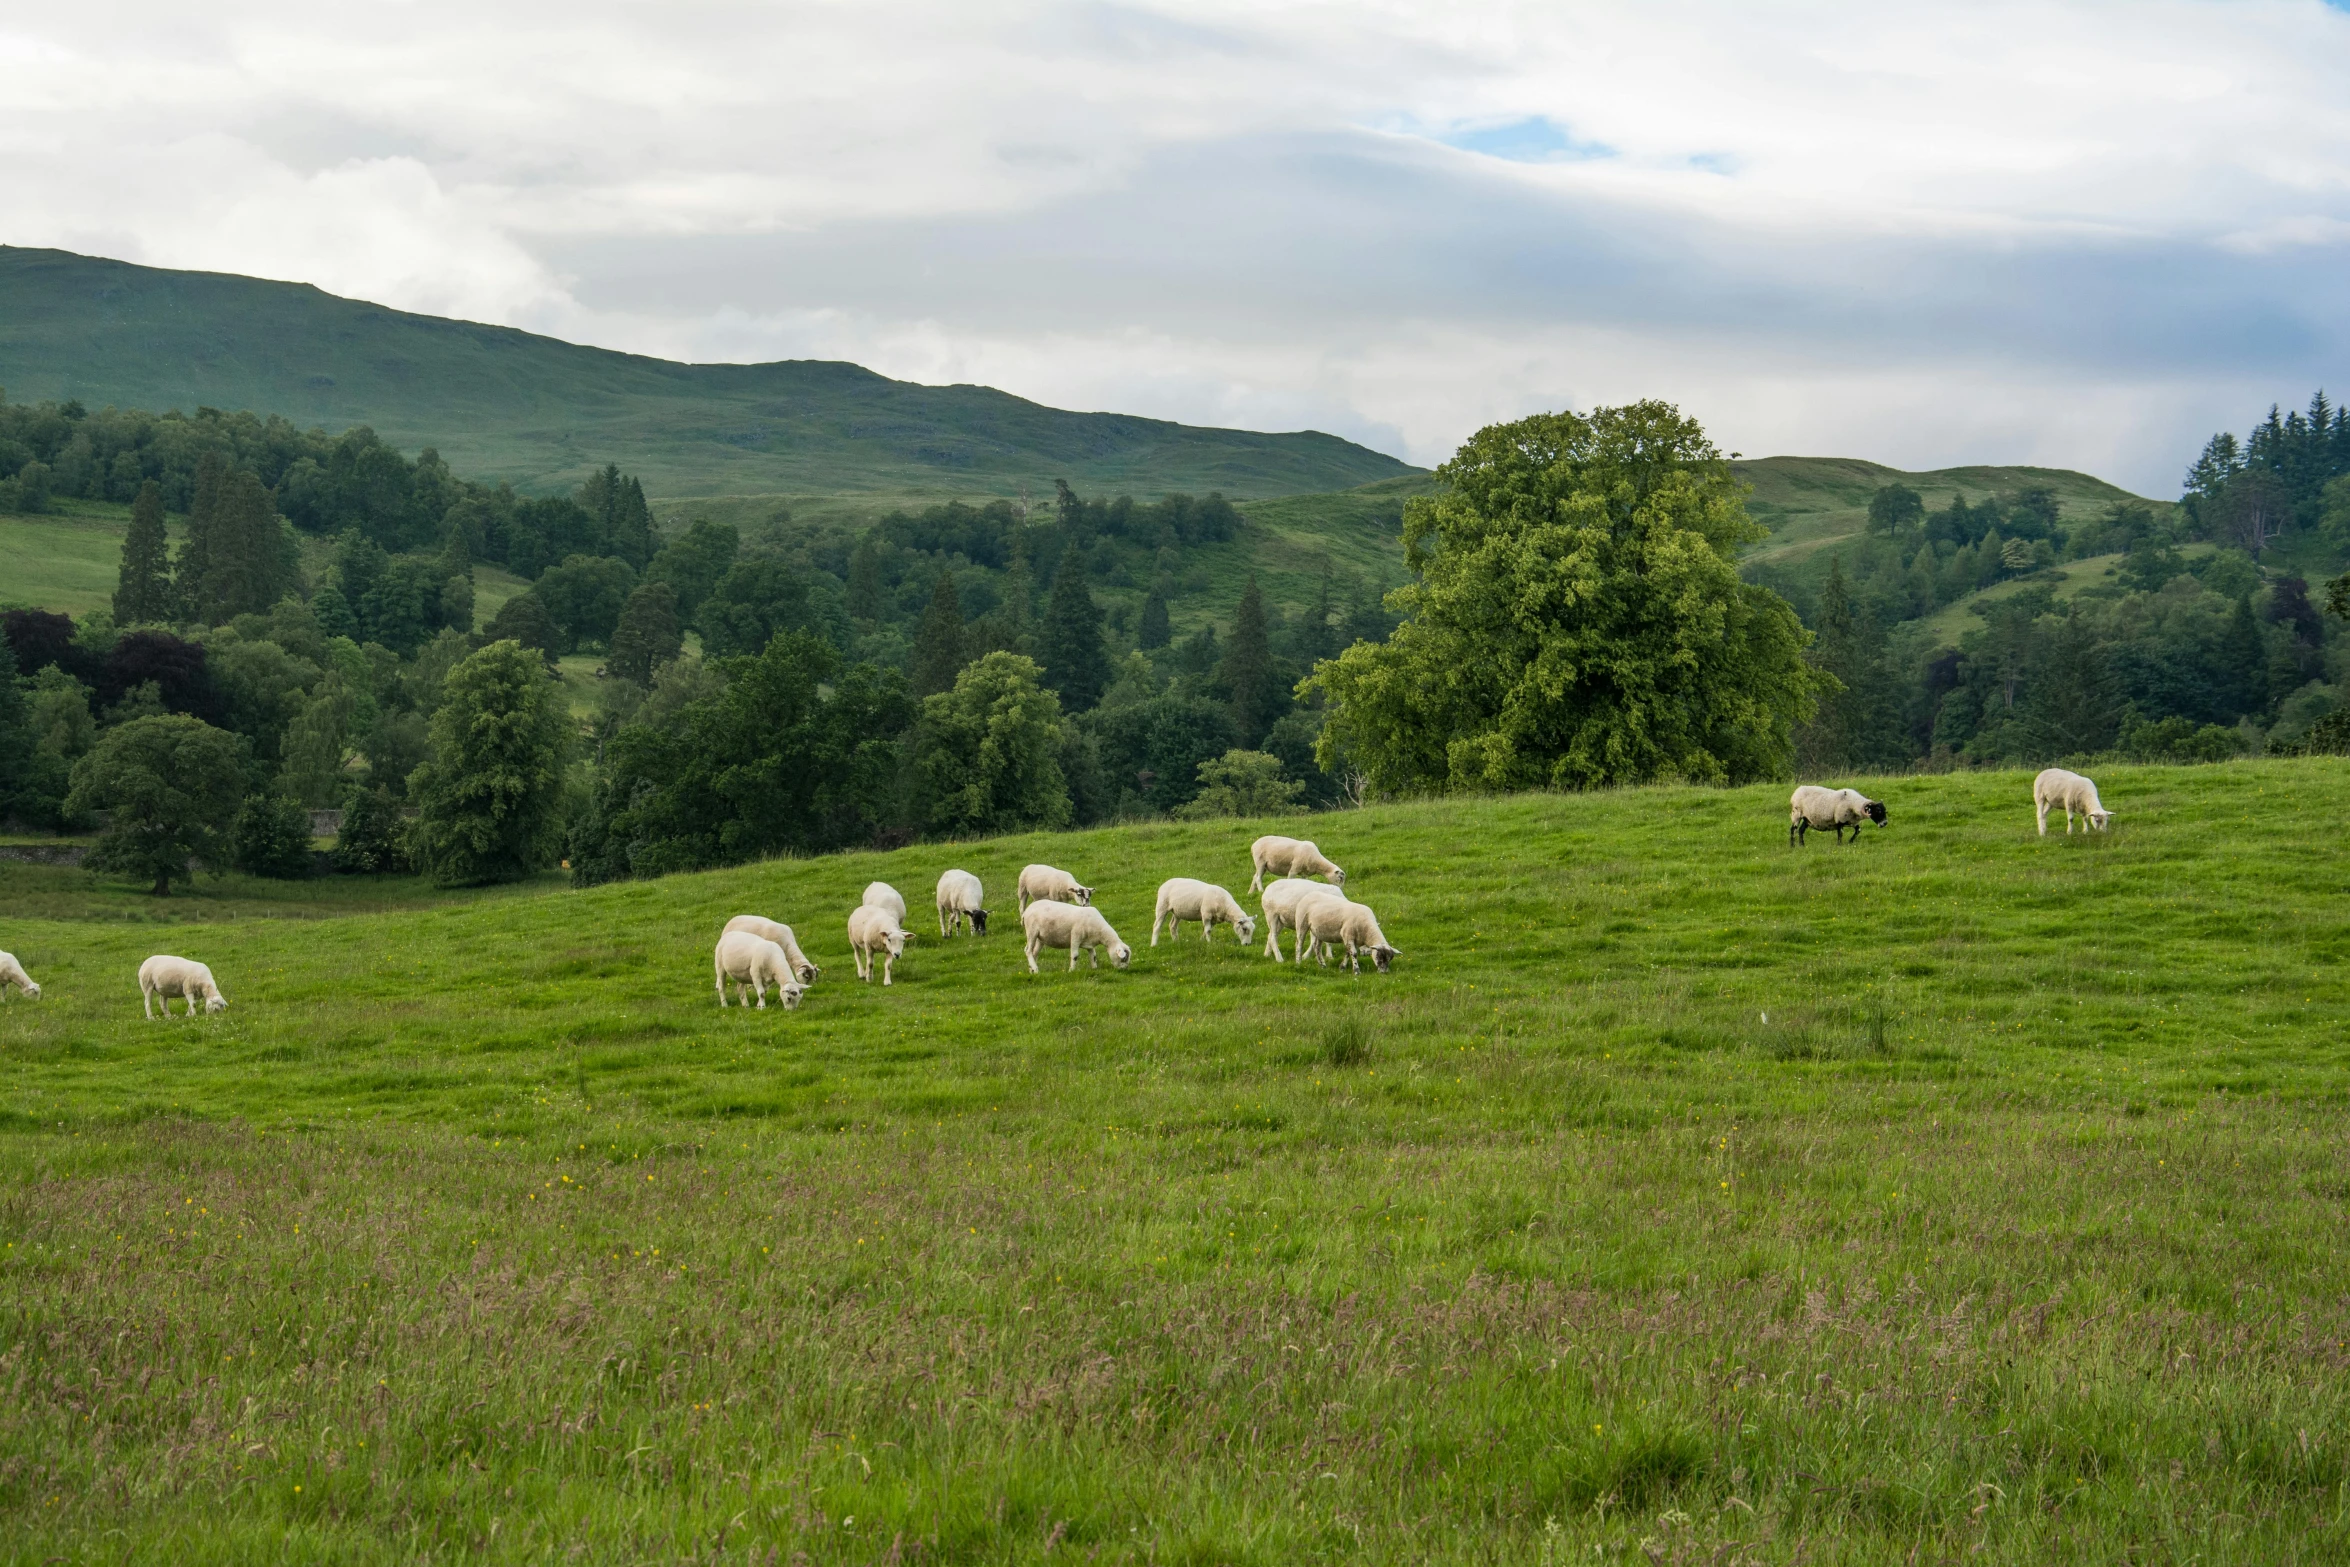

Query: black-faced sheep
[1789,785,1886,847]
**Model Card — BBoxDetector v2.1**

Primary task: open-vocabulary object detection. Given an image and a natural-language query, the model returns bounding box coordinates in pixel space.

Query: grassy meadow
[2,761,2348,1562]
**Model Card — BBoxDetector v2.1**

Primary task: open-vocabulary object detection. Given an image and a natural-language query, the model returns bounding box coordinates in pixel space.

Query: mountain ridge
[0,246,1416,501]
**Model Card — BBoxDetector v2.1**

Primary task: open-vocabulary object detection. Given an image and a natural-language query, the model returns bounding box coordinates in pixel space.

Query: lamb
[935,869,989,937]
[1017,864,1093,909]
[0,951,38,1000]
[138,955,226,1019]
[861,881,908,924]
[722,916,821,982]
[1259,876,1346,962]
[2034,768,2114,835]
[1299,896,1400,975]
[1150,878,1256,946]
[1021,899,1132,972]
[1248,835,1344,894]
[1788,785,1887,847]
[713,931,806,1010]
[847,903,911,985]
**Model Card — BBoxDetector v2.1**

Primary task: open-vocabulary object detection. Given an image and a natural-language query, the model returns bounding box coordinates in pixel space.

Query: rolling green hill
[2,762,2346,1559]
[0,247,1415,500]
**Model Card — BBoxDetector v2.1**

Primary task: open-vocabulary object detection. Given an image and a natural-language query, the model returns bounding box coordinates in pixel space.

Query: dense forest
[1756,393,2350,771]
[2,390,2342,893]
[0,394,1394,888]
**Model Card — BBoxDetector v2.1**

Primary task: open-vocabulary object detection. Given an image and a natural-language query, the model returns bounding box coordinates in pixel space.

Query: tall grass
[1,760,2346,1561]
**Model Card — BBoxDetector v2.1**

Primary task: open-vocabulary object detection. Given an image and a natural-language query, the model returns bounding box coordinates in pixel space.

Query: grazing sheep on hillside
[713,932,805,1010]
[2034,768,2114,835]
[848,904,911,985]
[139,955,225,1019]
[1259,876,1346,962]
[1248,835,1344,894]
[862,881,908,924]
[1017,864,1093,910]
[722,916,820,982]
[1299,896,1400,976]
[0,951,39,1000]
[1789,785,1886,847]
[1150,878,1256,946]
[935,869,989,937]
[1021,899,1132,973]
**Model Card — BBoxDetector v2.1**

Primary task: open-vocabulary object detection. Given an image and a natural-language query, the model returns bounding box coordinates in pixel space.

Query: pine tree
[1038,551,1109,712]
[209,469,288,622]
[910,571,967,698]
[1138,585,1171,651]
[1218,575,1284,745]
[172,451,226,621]
[114,480,173,624]
[2222,594,2269,716]
[2018,613,2122,758]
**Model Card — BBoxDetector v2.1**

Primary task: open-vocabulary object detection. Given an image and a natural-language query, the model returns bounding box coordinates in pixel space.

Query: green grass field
[3,761,2347,1561]
[0,501,182,616]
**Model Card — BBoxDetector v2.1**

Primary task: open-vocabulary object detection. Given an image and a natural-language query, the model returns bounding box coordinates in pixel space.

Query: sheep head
[1109,942,1132,969]
[2089,809,2113,830]
[969,908,990,936]
[1233,915,1257,944]
[1071,885,1094,905]
[203,992,228,1013]
[1370,943,1398,973]
[1863,801,1888,826]
[779,983,807,1010]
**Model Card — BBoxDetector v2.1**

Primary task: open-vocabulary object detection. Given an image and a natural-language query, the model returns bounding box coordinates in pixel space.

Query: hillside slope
[0,247,1415,500]
[1732,454,2164,571]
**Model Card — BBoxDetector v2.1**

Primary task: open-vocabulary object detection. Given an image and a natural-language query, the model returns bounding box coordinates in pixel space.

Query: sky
[7,0,2350,493]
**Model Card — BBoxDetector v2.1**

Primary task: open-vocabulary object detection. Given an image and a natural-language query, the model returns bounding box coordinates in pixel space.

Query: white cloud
[5,1,2350,491]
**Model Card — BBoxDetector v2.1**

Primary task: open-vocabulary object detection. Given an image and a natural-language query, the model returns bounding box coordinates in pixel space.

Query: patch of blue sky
[1435,117,1615,165]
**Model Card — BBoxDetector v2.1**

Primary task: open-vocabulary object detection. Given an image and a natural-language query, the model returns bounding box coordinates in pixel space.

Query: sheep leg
[142,986,154,1021]
[1025,935,1041,974]
[1150,909,1164,947]
[1068,938,1080,972]
[882,952,893,986]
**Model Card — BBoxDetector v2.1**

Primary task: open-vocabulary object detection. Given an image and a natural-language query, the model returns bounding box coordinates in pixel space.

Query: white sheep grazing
[0,950,39,1000]
[1788,785,1887,847]
[1017,863,1093,909]
[1150,878,1256,946]
[713,932,806,1010]
[848,903,911,985]
[2034,768,2114,835]
[722,915,821,982]
[139,955,226,1019]
[1299,896,1400,975]
[1248,835,1344,895]
[1021,899,1132,972]
[1259,876,1346,962]
[861,881,909,925]
[936,869,989,937]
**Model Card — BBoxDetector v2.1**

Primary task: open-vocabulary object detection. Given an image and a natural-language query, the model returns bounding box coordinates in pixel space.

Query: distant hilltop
[0,246,1418,501]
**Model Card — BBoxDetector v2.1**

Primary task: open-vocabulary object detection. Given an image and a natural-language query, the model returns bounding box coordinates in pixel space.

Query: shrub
[334,784,412,874]
[231,794,316,879]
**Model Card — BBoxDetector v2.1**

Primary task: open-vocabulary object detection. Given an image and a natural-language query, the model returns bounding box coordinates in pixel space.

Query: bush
[1172,749,1303,820]
[2118,714,2243,764]
[231,793,316,879]
[334,784,412,874]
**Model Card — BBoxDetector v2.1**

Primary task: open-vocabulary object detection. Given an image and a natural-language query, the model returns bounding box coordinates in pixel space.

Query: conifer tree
[1139,585,1171,650]
[847,535,885,624]
[1039,551,1109,712]
[172,451,226,620]
[114,480,173,624]
[1218,575,1285,746]
[911,571,967,698]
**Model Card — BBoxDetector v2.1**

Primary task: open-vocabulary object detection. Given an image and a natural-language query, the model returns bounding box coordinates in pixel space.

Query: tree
[578,463,654,568]
[280,674,355,806]
[178,463,291,625]
[1038,550,1108,712]
[912,652,1071,837]
[407,640,571,886]
[1794,557,1906,772]
[0,635,37,826]
[607,582,683,685]
[1172,750,1303,819]
[1218,575,1286,746]
[230,793,315,879]
[534,555,638,651]
[645,519,739,621]
[333,783,411,874]
[1139,586,1171,650]
[114,480,173,624]
[2016,613,2122,758]
[569,633,910,881]
[2220,594,2268,716]
[1866,483,1925,535]
[696,558,821,658]
[483,590,561,660]
[64,714,247,895]
[847,534,885,624]
[1308,403,1820,792]
[910,571,967,698]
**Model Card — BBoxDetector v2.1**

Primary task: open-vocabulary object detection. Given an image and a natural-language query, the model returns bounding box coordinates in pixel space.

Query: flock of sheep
[0,773,2118,1016]
[705,834,1398,1011]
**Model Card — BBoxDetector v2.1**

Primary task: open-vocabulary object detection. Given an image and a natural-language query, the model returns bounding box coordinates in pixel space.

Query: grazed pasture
[2,762,2346,1563]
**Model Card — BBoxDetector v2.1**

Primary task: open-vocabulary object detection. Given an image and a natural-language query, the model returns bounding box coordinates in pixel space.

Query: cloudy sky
[8,0,2350,491]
